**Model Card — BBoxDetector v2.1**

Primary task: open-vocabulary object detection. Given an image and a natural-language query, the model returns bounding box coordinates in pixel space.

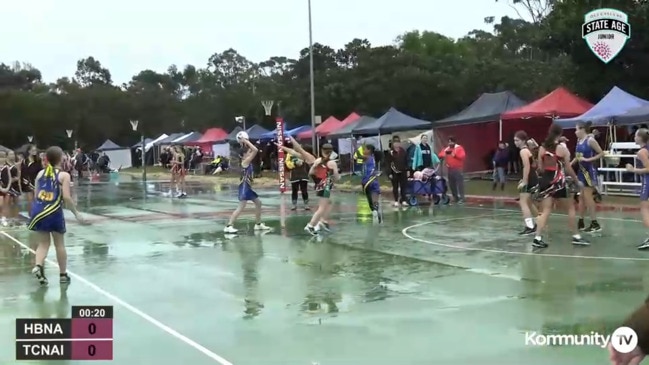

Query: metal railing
[599,142,641,196]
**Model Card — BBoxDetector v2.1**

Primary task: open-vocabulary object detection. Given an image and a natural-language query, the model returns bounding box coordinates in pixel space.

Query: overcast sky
[2,0,520,83]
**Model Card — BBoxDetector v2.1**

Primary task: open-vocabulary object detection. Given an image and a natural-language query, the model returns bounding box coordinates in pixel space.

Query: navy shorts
[28,208,66,234]
[577,166,598,187]
[238,182,258,201]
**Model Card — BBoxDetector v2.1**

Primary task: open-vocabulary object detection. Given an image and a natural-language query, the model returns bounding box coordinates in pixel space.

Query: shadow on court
[0,180,646,364]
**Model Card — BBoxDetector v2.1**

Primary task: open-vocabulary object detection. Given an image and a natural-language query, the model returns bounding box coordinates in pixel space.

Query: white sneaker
[254,223,271,231]
[223,225,238,233]
[401,201,409,207]
[318,221,331,232]
[392,202,399,207]
[304,224,318,235]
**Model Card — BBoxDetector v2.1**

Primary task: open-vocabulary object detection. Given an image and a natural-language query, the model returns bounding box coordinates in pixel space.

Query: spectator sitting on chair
[438,136,466,204]
[211,155,229,174]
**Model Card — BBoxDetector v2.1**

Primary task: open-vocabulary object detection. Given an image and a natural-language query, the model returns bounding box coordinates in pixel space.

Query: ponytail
[44,163,55,179]
[543,124,563,149]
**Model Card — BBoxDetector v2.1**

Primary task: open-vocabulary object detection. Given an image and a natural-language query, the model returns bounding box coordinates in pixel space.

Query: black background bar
[16,340,71,360]
[16,319,71,339]
[71,306,114,319]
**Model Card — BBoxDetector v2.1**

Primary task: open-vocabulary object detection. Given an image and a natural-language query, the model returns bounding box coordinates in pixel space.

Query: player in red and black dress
[532,124,589,249]
[21,145,42,216]
[7,151,22,223]
[0,151,10,226]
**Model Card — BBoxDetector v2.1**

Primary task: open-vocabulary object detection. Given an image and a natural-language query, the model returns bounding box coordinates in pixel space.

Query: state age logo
[582,8,631,64]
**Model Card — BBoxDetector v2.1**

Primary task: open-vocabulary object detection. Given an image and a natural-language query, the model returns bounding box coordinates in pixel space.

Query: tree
[0,0,647,149]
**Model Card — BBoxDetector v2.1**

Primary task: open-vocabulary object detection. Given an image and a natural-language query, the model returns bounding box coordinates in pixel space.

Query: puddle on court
[0,180,646,364]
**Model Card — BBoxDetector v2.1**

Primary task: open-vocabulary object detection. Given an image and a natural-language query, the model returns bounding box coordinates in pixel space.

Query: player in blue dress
[224,136,272,234]
[573,121,604,232]
[626,128,649,250]
[29,146,86,286]
[360,144,381,224]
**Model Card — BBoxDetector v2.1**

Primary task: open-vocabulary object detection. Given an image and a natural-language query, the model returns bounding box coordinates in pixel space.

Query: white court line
[462,205,642,223]
[0,231,234,365]
[402,210,649,262]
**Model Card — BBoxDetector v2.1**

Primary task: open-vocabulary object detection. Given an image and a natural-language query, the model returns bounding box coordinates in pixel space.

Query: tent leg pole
[498,119,502,141]
[141,135,146,182]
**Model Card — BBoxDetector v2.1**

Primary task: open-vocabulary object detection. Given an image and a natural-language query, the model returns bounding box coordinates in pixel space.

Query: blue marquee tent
[614,105,649,126]
[173,132,202,143]
[259,125,311,139]
[352,108,431,135]
[96,139,123,151]
[132,138,153,148]
[155,133,185,145]
[246,124,271,140]
[556,87,649,127]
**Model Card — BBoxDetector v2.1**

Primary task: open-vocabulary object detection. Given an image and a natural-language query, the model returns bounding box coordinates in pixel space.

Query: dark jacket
[287,154,309,181]
[385,147,408,174]
[493,148,509,168]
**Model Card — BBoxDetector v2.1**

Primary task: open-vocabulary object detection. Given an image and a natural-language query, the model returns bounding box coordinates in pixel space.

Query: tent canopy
[297,116,341,139]
[555,86,649,127]
[155,133,185,145]
[225,126,243,142]
[132,138,153,148]
[174,131,202,144]
[501,87,593,120]
[327,116,376,139]
[326,112,361,137]
[352,108,431,135]
[614,105,649,126]
[145,134,168,151]
[194,128,228,144]
[96,139,123,151]
[246,124,270,139]
[435,91,527,127]
[259,125,311,139]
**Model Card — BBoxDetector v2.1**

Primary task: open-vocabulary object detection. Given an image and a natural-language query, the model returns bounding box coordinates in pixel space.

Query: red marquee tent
[500,87,593,149]
[297,116,341,139]
[187,127,228,148]
[325,112,361,137]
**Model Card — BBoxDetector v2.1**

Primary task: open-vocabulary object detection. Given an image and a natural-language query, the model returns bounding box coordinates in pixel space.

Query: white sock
[524,218,534,228]
[573,234,581,239]
[534,235,542,241]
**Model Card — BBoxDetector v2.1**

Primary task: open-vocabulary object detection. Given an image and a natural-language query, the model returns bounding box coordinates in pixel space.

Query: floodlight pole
[308,0,316,150]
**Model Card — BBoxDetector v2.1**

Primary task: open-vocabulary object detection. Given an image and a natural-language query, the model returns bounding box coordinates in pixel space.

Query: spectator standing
[438,136,466,204]
[492,141,509,191]
[411,134,440,171]
[286,149,310,211]
[385,136,409,207]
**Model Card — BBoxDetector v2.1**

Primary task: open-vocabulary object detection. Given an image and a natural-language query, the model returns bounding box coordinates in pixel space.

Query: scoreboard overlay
[15,305,113,360]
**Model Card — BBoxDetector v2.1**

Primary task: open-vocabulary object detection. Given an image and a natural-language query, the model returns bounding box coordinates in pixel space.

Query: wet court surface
[1,180,648,364]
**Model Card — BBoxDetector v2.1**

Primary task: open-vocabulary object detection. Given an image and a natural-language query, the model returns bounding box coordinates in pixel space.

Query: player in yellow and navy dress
[223,137,272,234]
[360,144,381,224]
[573,121,604,233]
[29,146,86,286]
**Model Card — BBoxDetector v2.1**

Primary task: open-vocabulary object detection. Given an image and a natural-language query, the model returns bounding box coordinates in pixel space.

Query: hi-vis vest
[354,145,364,164]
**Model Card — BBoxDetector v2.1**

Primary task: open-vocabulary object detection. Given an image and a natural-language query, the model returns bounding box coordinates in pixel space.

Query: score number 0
[87,323,97,356]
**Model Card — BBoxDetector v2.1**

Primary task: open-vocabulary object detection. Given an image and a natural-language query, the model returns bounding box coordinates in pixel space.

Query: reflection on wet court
[1,179,648,364]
